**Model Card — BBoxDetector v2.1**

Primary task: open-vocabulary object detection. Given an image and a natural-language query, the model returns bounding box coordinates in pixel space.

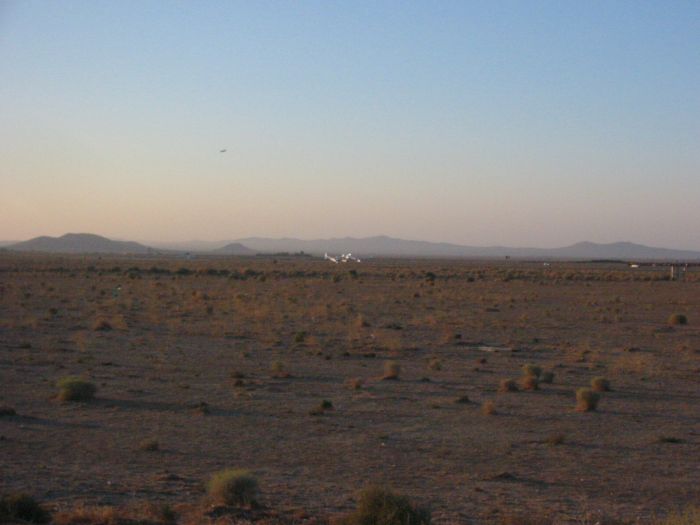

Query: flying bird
[219,149,227,153]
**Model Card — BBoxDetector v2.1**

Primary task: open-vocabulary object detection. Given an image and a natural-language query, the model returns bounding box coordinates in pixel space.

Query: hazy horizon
[2,2,699,249]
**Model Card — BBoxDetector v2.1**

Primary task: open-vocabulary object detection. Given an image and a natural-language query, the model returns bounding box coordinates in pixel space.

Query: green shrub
[339,485,431,525]
[207,468,259,506]
[57,376,97,402]
[0,493,50,523]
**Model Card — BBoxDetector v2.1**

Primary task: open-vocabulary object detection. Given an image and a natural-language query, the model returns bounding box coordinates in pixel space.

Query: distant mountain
[148,240,229,251]
[8,233,156,254]
[7,233,700,260]
[231,236,700,260]
[212,242,256,255]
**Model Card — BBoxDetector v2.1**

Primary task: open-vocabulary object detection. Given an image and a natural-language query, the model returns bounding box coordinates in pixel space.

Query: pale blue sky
[1,1,699,247]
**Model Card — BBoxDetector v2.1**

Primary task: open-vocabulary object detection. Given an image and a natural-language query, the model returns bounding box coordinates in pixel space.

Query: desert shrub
[547,433,566,446]
[57,376,97,402]
[310,400,334,416]
[540,371,554,384]
[482,400,496,415]
[270,361,289,378]
[668,313,688,326]
[382,361,400,380]
[338,485,431,525]
[658,436,684,444]
[428,358,442,371]
[0,493,50,523]
[348,378,364,390]
[575,388,600,412]
[91,318,112,331]
[522,364,542,378]
[590,376,611,392]
[207,469,259,506]
[0,406,17,416]
[520,375,539,391]
[139,439,159,451]
[498,379,518,392]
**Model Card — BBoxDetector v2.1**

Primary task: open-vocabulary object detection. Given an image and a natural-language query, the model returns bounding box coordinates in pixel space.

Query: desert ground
[1,253,699,523]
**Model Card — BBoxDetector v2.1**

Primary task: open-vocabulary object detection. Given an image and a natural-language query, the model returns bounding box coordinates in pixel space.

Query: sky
[1,1,699,248]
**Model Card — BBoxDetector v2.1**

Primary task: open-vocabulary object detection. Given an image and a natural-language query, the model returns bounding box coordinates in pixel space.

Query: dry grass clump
[428,357,442,371]
[482,400,497,415]
[337,485,431,525]
[139,438,159,452]
[591,376,611,392]
[522,364,542,378]
[0,405,17,416]
[57,376,97,402]
[382,361,400,380]
[310,400,334,415]
[347,378,364,390]
[498,379,518,392]
[520,375,539,391]
[668,313,688,326]
[270,361,290,378]
[91,318,113,331]
[547,433,566,446]
[575,388,600,412]
[0,493,50,523]
[207,468,259,507]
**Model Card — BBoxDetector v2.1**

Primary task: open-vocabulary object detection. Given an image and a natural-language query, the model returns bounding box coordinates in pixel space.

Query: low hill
[212,242,256,255]
[8,233,155,254]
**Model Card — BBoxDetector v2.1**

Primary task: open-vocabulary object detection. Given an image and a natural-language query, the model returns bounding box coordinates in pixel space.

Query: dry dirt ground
[1,254,699,523]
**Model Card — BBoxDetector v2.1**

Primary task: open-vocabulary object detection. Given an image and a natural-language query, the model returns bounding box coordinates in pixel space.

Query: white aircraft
[325,252,361,264]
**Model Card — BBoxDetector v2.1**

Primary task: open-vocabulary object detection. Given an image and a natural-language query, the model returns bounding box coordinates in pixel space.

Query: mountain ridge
[6,234,700,260]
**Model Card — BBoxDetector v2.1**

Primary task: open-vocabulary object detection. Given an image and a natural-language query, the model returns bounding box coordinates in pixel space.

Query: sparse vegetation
[57,376,97,402]
[207,468,259,507]
[338,485,431,525]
